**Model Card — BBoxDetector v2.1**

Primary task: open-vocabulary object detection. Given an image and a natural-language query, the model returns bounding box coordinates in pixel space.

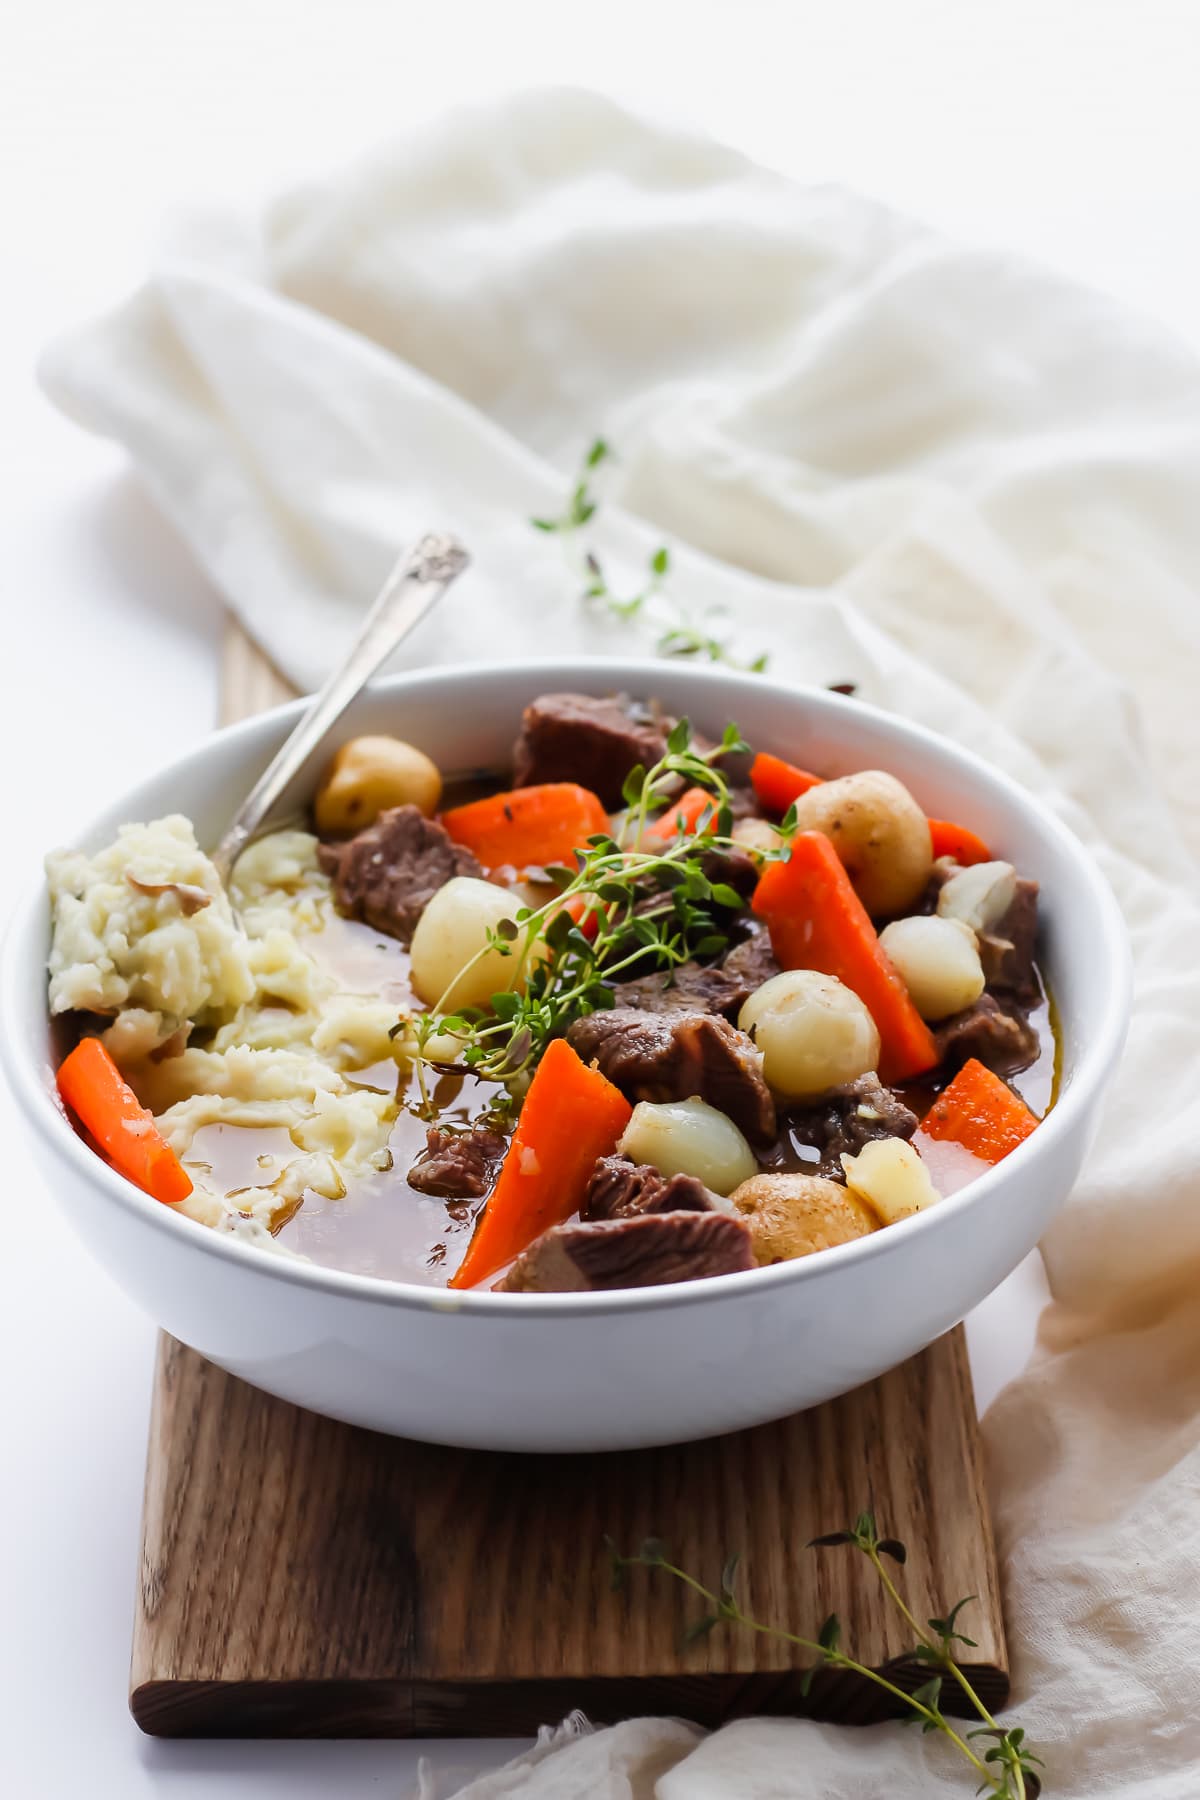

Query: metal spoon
[211,531,470,887]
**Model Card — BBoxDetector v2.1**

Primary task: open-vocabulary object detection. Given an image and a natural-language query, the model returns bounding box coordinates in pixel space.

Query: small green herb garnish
[608,1514,1042,1798]
[530,435,610,534]
[533,437,771,675]
[403,720,792,1097]
[657,616,771,674]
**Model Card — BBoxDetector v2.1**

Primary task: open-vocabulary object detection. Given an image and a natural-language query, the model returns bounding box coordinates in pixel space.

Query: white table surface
[3,3,1195,1794]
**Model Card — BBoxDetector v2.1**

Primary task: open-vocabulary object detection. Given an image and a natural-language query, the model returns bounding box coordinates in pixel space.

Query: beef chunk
[979,878,1040,1002]
[511,692,671,808]
[498,1210,754,1292]
[609,919,778,1022]
[785,1073,918,1182]
[610,962,749,1021]
[611,843,758,979]
[566,1007,776,1145]
[722,922,780,995]
[698,844,759,902]
[583,1155,721,1221]
[935,993,1040,1075]
[407,1123,507,1198]
[724,783,761,822]
[317,805,482,945]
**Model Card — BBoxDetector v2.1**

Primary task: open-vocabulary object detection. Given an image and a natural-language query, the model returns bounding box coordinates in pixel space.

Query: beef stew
[46,691,1057,1292]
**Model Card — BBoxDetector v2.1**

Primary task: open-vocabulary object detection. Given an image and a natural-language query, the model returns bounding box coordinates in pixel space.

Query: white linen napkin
[40,88,1200,1798]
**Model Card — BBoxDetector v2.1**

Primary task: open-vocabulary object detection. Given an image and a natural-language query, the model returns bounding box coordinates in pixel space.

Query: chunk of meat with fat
[610,920,781,1023]
[784,1072,918,1183]
[934,993,1040,1075]
[407,1123,507,1199]
[511,692,672,809]
[612,846,758,981]
[609,962,749,1022]
[698,845,760,902]
[317,805,482,945]
[582,1155,723,1221]
[724,783,760,822]
[566,1007,776,1145]
[721,921,780,995]
[497,1209,754,1291]
[978,878,1040,1002]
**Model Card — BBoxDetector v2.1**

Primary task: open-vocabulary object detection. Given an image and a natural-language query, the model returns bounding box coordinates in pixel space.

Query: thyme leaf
[532,436,770,674]
[610,1523,1042,1798]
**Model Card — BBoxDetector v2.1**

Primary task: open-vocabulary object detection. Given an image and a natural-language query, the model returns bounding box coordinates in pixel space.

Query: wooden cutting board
[129,623,1008,1738]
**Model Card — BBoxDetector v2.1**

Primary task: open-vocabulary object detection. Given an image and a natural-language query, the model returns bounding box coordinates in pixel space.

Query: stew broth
[181,898,1057,1274]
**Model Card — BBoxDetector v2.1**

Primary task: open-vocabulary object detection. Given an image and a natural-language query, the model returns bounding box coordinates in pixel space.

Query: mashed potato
[48,818,410,1243]
[47,816,253,1051]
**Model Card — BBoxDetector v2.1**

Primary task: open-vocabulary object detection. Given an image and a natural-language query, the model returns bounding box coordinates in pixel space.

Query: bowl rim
[2,656,1132,1320]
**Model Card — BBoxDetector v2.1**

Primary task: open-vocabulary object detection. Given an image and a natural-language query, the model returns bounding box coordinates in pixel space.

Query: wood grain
[129,618,1008,1738]
[132,1330,1005,1737]
[218,619,294,725]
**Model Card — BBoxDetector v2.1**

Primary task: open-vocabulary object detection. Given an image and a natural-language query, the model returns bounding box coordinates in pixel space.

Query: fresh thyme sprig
[532,437,771,674]
[609,1513,1042,1799]
[657,610,770,674]
[531,434,610,535]
[582,543,671,623]
[402,720,791,1098]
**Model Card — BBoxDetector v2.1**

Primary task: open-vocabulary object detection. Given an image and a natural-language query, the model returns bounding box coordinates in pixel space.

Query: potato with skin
[878,914,985,1021]
[841,1137,941,1225]
[409,876,528,1011]
[728,1172,877,1264]
[739,969,880,1101]
[790,770,932,916]
[618,1096,757,1196]
[315,735,442,835]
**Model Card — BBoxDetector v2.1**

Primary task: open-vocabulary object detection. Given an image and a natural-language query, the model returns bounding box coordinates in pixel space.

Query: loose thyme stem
[638,1558,993,1784]
[532,437,769,672]
[866,1549,1013,1757]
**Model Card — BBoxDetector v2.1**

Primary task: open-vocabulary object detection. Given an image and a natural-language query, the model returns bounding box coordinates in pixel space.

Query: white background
[3,3,1197,1795]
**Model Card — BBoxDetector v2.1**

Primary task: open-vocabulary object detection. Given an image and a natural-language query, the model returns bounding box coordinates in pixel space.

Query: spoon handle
[212,532,470,883]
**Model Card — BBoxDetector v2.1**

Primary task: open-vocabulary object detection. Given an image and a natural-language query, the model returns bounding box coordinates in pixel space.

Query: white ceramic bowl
[2,659,1129,1451]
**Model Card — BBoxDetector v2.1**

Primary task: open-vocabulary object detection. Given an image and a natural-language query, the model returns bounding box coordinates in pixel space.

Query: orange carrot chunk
[645,785,718,843]
[921,1058,1037,1163]
[752,830,938,1084]
[750,752,823,816]
[57,1037,193,1205]
[559,892,602,941]
[928,818,992,867]
[441,783,609,872]
[450,1039,633,1290]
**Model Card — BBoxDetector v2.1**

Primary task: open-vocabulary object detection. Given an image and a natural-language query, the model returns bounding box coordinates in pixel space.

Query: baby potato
[728,1172,877,1264]
[790,770,932,916]
[315,735,442,835]
[878,914,985,1021]
[739,969,880,1102]
[841,1137,941,1226]
[409,876,527,1011]
[618,1096,758,1196]
[731,816,785,859]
